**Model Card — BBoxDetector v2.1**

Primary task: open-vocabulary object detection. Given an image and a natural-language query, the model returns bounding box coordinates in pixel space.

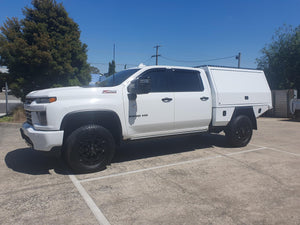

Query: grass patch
[0,107,26,123]
[0,115,14,122]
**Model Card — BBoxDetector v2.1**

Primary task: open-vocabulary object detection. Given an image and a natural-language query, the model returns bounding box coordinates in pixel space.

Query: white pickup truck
[20,65,272,172]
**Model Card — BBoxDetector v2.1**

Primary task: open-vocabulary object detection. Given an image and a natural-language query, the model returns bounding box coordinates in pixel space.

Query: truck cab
[122,67,212,139]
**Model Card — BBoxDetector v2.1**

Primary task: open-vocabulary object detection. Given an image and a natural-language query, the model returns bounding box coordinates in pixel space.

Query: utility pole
[152,45,161,65]
[5,82,8,115]
[113,44,115,62]
[236,52,241,68]
[113,44,115,84]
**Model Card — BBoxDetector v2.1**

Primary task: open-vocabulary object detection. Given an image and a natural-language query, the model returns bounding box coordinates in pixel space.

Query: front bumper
[20,123,64,151]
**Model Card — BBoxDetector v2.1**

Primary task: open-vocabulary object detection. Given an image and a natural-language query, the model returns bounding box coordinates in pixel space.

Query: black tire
[225,115,253,147]
[63,125,115,173]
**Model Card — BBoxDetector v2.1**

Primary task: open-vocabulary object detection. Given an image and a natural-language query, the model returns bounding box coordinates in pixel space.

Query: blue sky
[0,0,300,73]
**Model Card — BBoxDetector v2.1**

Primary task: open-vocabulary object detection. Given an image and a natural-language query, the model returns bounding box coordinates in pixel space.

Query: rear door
[171,69,212,131]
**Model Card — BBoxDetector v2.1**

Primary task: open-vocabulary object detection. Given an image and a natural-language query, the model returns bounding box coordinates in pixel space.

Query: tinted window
[170,69,204,92]
[140,69,170,92]
[98,69,140,87]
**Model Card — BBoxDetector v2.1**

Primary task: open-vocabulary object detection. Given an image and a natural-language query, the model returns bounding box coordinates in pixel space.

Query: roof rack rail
[194,65,259,70]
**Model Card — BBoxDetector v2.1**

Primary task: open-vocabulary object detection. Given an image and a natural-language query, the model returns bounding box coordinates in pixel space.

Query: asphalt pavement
[0,118,300,224]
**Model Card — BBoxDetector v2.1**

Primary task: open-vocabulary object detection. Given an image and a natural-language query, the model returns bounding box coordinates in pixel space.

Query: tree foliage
[0,0,90,100]
[257,25,300,91]
[90,66,100,74]
[108,60,116,77]
[0,72,9,89]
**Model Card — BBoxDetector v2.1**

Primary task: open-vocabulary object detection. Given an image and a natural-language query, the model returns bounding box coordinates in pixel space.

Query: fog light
[36,111,47,126]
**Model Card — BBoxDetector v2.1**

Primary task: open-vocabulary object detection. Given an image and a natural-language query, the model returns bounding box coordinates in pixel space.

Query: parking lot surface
[0,118,299,224]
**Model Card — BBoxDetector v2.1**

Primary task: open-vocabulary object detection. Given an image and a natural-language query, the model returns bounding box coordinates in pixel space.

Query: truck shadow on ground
[113,133,229,163]
[5,133,228,175]
[5,148,68,175]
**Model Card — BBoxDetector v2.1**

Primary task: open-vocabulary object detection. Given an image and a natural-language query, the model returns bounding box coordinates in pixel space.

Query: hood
[26,86,84,98]
[26,85,110,100]
[26,86,119,100]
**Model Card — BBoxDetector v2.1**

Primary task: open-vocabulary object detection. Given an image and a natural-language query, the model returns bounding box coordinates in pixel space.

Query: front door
[126,69,174,138]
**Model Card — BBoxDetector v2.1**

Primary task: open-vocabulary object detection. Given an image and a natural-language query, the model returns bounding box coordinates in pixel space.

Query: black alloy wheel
[64,125,115,173]
[226,115,253,147]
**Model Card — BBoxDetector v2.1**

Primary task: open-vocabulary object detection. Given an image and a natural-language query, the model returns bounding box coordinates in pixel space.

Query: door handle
[162,97,173,103]
[200,96,209,101]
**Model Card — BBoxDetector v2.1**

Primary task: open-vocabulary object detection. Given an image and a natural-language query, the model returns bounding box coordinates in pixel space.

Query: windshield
[97,68,140,87]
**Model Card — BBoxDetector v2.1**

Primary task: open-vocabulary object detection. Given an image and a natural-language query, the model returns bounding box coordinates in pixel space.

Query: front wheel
[63,125,115,173]
[225,115,253,147]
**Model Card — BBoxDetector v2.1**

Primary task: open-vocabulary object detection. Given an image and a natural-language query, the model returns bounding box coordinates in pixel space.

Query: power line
[142,57,153,64]
[89,63,109,65]
[89,53,240,68]
[160,55,236,63]
[89,62,137,67]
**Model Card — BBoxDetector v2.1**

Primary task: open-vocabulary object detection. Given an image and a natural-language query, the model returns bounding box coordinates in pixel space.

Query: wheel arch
[60,110,123,145]
[231,106,257,130]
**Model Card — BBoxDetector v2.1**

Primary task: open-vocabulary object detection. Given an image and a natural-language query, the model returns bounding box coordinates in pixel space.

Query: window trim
[169,69,204,92]
[137,68,205,93]
[138,68,171,93]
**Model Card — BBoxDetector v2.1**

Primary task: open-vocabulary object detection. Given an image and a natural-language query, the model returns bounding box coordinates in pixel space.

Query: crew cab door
[125,68,174,138]
[171,69,212,131]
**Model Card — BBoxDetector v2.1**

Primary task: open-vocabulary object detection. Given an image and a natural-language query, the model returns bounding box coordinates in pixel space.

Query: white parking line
[250,144,300,156]
[79,147,266,183]
[69,174,111,225]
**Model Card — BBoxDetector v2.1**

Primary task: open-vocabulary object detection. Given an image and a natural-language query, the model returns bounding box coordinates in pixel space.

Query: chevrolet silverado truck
[20,65,272,172]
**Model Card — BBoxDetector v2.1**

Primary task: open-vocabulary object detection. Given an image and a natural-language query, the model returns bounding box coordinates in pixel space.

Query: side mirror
[127,80,137,100]
[127,80,137,94]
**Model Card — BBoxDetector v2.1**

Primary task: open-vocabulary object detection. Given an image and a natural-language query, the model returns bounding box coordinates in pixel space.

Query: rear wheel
[63,125,115,173]
[225,115,253,147]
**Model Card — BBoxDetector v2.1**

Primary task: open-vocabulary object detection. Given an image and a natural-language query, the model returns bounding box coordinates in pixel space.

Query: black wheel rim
[235,121,251,142]
[77,133,107,166]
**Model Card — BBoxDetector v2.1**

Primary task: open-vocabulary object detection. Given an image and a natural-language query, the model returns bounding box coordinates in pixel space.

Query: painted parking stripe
[69,174,111,225]
[250,144,300,157]
[79,147,266,183]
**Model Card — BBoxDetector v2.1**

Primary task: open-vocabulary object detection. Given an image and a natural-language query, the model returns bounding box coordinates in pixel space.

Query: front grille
[26,110,32,125]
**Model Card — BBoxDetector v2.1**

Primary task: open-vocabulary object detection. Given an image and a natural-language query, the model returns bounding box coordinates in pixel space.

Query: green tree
[256,25,300,91]
[108,60,116,77]
[0,0,90,100]
[0,72,9,90]
[90,66,100,74]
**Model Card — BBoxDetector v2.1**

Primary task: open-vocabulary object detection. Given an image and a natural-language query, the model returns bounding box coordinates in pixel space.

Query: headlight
[35,97,57,104]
